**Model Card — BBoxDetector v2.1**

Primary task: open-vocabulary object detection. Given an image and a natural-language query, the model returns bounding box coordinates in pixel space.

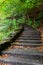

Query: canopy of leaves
[0,0,43,41]
[0,0,42,19]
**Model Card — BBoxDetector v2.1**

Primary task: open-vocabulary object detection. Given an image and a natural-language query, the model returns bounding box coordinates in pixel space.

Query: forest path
[0,25,43,65]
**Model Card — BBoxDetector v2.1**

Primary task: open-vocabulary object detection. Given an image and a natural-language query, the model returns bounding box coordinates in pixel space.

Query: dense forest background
[0,0,43,28]
[0,0,43,41]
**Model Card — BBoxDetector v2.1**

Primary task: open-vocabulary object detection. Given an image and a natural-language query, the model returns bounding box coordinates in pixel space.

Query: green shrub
[37,11,43,20]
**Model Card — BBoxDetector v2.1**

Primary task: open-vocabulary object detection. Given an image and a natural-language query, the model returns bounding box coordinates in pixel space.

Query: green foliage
[24,0,41,8]
[17,15,26,24]
[0,0,42,19]
[13,19,20,30]
[26,19,33,26]
[0,19,20,41]
[0,0,43,41]
[0,0,21,19]
[32,20,40,28]
[26,18,40,28]
[37,11,43,20]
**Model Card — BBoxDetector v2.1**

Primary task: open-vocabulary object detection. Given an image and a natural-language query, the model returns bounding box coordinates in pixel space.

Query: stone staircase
[0,26,43,65]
